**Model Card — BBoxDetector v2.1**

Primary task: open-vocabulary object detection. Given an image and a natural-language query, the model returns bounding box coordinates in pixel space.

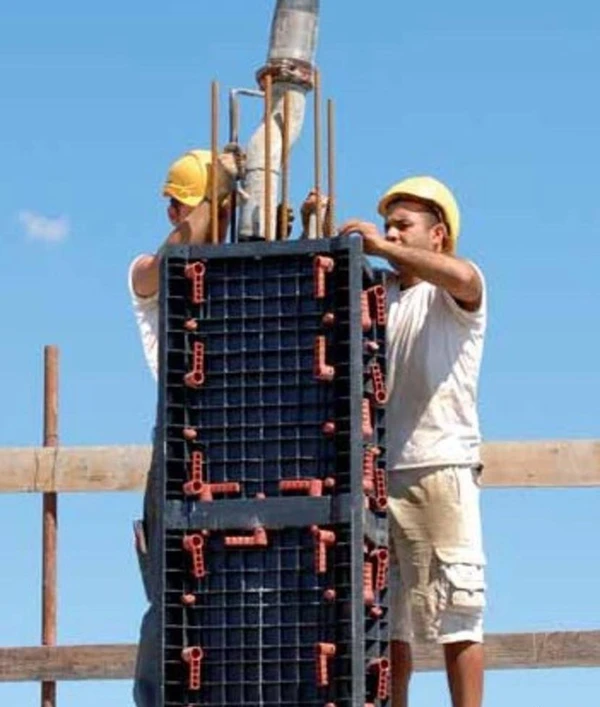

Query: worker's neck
[399,273,421,290]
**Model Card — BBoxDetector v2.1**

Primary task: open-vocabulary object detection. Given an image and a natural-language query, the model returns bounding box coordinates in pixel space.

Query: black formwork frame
[155,238,389,707]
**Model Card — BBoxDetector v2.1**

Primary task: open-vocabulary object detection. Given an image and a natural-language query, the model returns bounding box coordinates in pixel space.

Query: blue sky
[1,1,599,705]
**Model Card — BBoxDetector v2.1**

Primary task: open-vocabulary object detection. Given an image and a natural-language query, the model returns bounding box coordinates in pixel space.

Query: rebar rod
[41,345,58,707]
[264,73,274,242]
[211,80,219,244]
[313,69,322,238]
[280,90,291,239]
[326,98,336,237]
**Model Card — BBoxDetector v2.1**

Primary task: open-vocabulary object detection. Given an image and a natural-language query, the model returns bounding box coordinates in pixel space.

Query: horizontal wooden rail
[1,440,600,493]
[1,630,599,682]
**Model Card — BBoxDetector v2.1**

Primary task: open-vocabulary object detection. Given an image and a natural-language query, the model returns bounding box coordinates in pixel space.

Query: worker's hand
[206,152,242,201]
[338,220,385,256]
[301,189,330,234]
[217,153,239,196]
[276,204,295,240]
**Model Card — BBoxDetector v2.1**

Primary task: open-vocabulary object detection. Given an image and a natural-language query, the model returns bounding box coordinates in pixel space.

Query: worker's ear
[167,201,179,225]
[431,222,447,253]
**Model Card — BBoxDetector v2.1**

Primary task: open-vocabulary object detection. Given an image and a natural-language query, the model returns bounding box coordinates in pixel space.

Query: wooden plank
[0,644,135,682]
[481,440,600,488]
[413,629,600,672]
[1,631,599,681]
[0,446,151,493]
[1,440,600,493]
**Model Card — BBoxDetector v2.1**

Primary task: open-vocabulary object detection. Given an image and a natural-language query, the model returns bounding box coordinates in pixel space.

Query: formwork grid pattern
[156,238,389,707]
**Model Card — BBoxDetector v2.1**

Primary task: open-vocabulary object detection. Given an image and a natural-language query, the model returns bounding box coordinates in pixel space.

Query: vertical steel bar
[229,90,239,244]
[313,69,323,239]
[211,80,219,244]
[280,89,291,240]
[264,73,273,242]
[326,98,336,237]
[41,345,58,707]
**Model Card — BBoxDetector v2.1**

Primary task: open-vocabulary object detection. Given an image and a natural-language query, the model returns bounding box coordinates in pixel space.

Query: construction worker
[338,177,487,707]
[128,147,238,707]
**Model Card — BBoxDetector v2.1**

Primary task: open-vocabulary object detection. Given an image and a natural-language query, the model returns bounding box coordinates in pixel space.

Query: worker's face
[384,200,446,253]
[167,200,194,226]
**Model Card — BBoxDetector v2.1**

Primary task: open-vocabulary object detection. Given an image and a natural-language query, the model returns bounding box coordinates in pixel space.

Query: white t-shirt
[384,263,487,470]
[128,255,159,381]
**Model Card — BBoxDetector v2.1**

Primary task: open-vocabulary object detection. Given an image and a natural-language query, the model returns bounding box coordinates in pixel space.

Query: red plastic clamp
[371,548,389,591]
[363,446,381,494]
[183,451,204,497]
[363,560,375,606]
[312,525,336,574]
[373,467,388,511]
[370,362,387,405]
[313,256,334,298]
[184,262,206,304]
[367,285,386,326]
[315,642,336,687]
[314,335,335,382]
[224,527,268,547]
[182,427,197,441]
[279,478,335,497]
[182,534,206,579]
[361,292,373,331]
[362,399,374,439]
[184,341,205,388]
[201,482,241,501]
[322,420,336,437]
[369,658,390,699]
[181,646,204,690]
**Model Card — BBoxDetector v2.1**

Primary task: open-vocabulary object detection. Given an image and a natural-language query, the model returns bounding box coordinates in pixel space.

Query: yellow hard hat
[377,176,461,251]
[162,149,212,207]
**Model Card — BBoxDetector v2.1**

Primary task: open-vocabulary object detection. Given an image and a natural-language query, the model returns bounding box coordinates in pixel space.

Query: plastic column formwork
[155,238,389,707]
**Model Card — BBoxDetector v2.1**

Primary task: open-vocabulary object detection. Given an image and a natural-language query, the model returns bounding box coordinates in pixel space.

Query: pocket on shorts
[437,560,486,615]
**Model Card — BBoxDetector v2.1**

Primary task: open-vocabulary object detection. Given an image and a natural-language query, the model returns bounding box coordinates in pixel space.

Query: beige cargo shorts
[387,465,486,645]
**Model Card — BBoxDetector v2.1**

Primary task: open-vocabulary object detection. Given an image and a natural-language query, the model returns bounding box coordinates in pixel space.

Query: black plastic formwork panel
[155,239,389,707]
[161,519,388,707]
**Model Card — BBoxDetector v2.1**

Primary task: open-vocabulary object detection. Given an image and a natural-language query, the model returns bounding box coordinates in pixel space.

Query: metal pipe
[264,73,273,242]
[326,98,336,237]
[280,90,291,239]
[228,88,265,243]
[267,0,320,64]
[239,0,319,240]
[41,345,58,707]
[229,88,267,142]
[229,90,239,244]
[314,68,322,239]
[229,87,266,144]
[210,80,219,244]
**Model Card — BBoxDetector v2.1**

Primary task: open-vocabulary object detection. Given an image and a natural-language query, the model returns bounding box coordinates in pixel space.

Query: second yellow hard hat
[162,149,213,207]
[378,176,461,251]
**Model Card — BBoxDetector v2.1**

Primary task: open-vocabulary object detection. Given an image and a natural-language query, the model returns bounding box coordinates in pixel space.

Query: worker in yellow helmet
[129,149,237,381]
[339,177,487,707]
[128,147,238,707]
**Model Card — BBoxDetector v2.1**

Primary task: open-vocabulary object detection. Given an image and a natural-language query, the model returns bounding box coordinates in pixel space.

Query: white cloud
[18,210,70,243]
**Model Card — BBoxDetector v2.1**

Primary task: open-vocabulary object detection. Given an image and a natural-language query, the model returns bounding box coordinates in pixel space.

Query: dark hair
[389,196,447,232]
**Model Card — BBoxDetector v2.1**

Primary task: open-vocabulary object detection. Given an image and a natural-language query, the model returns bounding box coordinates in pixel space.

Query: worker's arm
[132,154,238,299]
[300,189,330,238]
[131,201,215,299]
[338,220,482,311]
